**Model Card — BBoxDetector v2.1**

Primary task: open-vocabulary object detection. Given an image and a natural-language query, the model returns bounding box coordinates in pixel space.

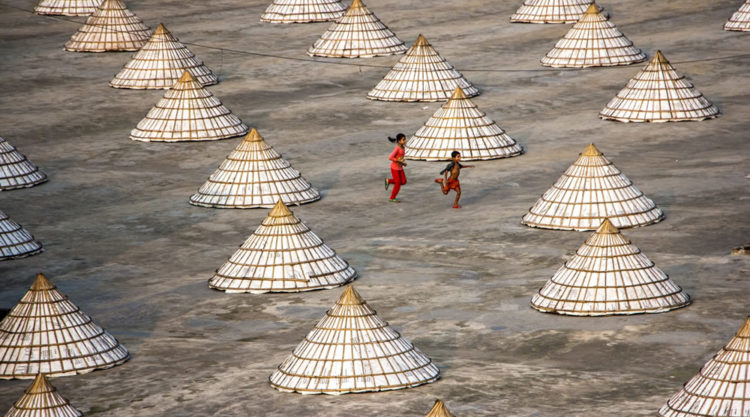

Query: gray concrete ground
[0,0,748,415]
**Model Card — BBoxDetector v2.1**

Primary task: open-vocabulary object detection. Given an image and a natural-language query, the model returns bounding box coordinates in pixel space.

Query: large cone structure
[530,219,691,316]
[269,286,440,394]
[4,374,83,417]
[0,210,43,261]
[522,144,664,231]
[110,24,218,89]
[541,4,646,68]
[600,51,719,122]
[405,87,522,161]
[0,137,48,191]
[426,399,456,417]
[130,71,248,142]
[190,129,320,208]
[64,0,150,52]
[209,200,356,293]
[307,0,406,58]
[0,273,130,379]
[658,317,750,417]
[725,1,750,31]
[367,35,478,102]
[34,0,101,16]
[511,0,600,24]
[261,0,346,23]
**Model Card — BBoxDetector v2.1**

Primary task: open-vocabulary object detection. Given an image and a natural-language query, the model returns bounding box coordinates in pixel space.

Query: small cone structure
[4,374,83,417]
[110,23,218,89]
[658,317,750,417]
[511,0,602,24]
[405,87,522,161]
[0,137,48,191]
[0,210,43,261]
[34,0,101,16]
[130,71,248,142]
[261,0,346,23]
[541,4,646,68]
[190,129,320,208]
[209,199,356,293]
[426,399,456,417]
[368,35,478,102]
[725,1,750,31]
[306,0,406,58]
[600,51,719,122]
[64,0,150,52]
[530,219,691,316]
[522,144,664,231]
[0,273,129,379]
[270,286,440,394]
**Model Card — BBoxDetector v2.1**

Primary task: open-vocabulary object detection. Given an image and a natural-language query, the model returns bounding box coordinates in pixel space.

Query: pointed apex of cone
[653,50,668,64]
[584,3,599,14]
[177,70,195,83]
[581,143,602,156]
[154,23,167,34]
[243,128,263,143]
[31,273,54,291]
[737,317,750,337]
[268,199,292,217]
[596,218,620,234]
[426,399,455,417]
[338,286,365,305]
[450,86,467,100]
[27,374,53,394]
[350,0,363,8]
[415,34,429,46]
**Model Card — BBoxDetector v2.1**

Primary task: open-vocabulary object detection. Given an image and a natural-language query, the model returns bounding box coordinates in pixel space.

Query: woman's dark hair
[388,133,406,143]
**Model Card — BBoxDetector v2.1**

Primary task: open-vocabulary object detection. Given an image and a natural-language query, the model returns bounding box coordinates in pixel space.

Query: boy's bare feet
[453,204,461,209]
[435,178,443,183]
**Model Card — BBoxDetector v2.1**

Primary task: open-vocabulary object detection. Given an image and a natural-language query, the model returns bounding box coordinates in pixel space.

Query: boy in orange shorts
[435,151,474,208]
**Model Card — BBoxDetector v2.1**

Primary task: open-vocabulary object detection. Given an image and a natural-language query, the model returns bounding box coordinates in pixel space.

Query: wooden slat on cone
[209,199,356,293]
[530,219,691,316]
[110,23,218,89]
[189,129,320,208]
[0,273,130,379]
[307,0,406,58]
[4,374,83,417]
[405,87,522,161]
[426,399,456,417]
[658,317,750,417]
[521,144,664,231]
[0,137,48,191]
[725,1,750,31]
[599,51,719,122]
[261,0,346,23]
[511,0,601,24]
[269,286,440,394]
[541,3,646,68]
[34,0,102,16]
[0,209,43,261]
[64,0,150,52]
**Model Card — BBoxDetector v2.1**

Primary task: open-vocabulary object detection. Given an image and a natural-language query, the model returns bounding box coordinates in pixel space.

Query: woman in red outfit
[385,134,407,202]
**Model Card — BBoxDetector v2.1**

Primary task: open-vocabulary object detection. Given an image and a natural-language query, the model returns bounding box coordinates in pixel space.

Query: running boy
[435,151,474,208]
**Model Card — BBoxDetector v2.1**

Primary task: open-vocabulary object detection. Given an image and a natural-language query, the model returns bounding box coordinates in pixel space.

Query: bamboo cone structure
[110,23,218,89]
[405,87,522,161]
[599,51,719,122]
[426,399,456,417]
[0,210,43,261]
[209,199,356,293]
[367,35,478,102]
[511,0,602,24]
[130,71,248,142]
[530,219,691,316]
[307,0,406,58]
[261,0,346,23]
[4,374,83,417]
[190,129,320,208]
[269,286,440,394]
[64,0,150,52]
[34,0,101,16]
[658,317,750,417]
[725,1,750,31]
[0,273,130,379]
[521,144,664,231]
[541,4,646,68]
[0,137,48,191]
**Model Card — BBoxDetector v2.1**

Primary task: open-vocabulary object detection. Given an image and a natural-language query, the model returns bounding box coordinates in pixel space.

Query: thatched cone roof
[0,137,47,191]
[64,0,150,52]
[725,1,750,31]
[511,0,602,24]
[34,0,101,16]
[0,209,43,261]
[261,0,346,23]
[4,374,83,417]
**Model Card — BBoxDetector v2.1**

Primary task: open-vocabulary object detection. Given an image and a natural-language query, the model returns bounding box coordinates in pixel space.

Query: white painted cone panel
[511,0,601,24]
[0,137,47,191]
[64,0,150,52]
[0,210,42,261]
[261,0,346,23]
[4,374,83,417]
[725,1,750,31]
[34,0,101,16]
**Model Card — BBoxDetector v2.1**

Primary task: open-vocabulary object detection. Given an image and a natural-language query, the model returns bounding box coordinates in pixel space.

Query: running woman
[385,134,407,202]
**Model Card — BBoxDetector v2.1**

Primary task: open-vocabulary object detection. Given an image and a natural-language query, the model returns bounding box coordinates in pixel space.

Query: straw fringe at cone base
[4,374,83,417]
[64,0,150,52]
[367,35,478,102]
[521,143,664,231]
[0,210,43,261]
[530,219,691,316]
[405,87,522,161]
[511,0,602,24]
[724,1,750,31]
[269,286,440,394]
[658,317,750,417]
[307,0,406,58]
[0,137,48,191]
[426,399,456,417]
[34,0,101,16]
[541,4,646,68]
[599,51,719,122]
[189,129,320,208]
[209,199,356,293]
[0,273,129,379]
[261,0,346,23]
[110,23,218,89]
